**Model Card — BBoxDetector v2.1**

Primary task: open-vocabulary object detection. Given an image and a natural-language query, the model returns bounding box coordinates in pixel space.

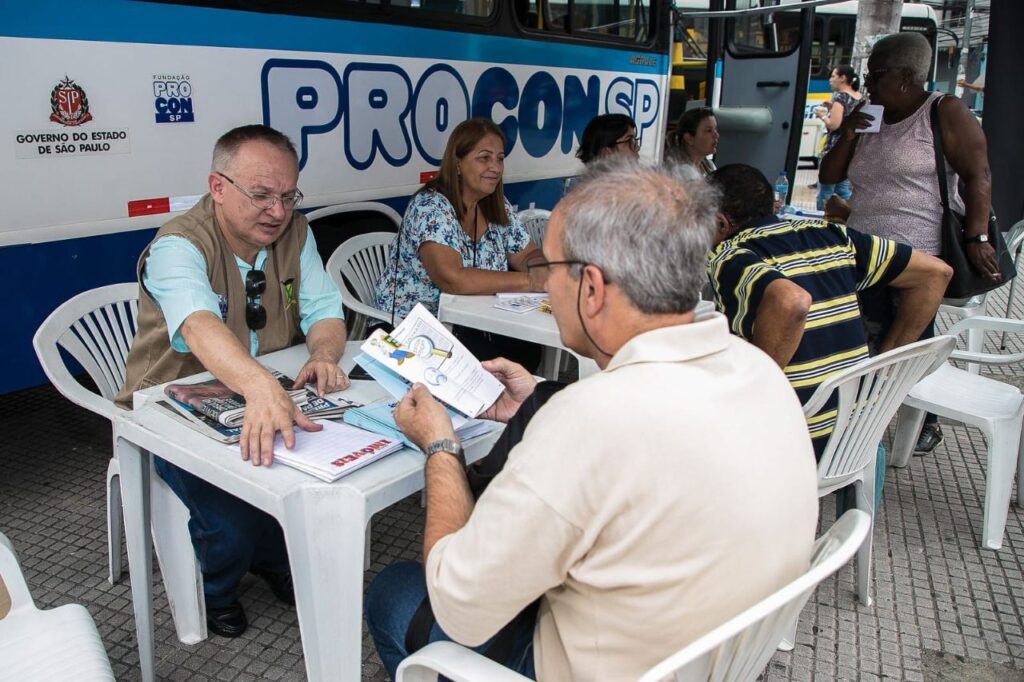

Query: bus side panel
[3,33,666,244]
[1,231,154,393]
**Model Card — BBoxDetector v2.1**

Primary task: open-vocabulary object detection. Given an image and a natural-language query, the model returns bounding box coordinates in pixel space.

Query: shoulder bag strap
[929,95,952,215]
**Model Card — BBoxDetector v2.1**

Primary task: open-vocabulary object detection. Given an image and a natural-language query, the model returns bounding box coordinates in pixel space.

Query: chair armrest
[946,315,1024,336]
[946,316,1024,365]
[0,532,36,612]
[346,298,400,327]
[35,348,121,419]
[396,641,532,682]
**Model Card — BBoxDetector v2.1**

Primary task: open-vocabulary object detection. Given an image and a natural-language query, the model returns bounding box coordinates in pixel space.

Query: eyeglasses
[245,269,267,331]
[526,259,592,287]
[614,135,641,152]
[217,172,304,211]
[864,67,890,82]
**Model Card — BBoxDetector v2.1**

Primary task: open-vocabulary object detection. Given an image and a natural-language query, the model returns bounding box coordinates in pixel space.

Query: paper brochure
[357,303,504,418]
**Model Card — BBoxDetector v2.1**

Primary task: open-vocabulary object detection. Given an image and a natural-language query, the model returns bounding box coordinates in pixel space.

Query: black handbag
[930,97,1015,299]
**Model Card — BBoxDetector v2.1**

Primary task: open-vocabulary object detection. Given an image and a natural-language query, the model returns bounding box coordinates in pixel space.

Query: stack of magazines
[156,370,358,444]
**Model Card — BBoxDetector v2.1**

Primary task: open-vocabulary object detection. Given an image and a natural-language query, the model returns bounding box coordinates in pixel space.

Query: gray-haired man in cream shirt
[365,157,819,681]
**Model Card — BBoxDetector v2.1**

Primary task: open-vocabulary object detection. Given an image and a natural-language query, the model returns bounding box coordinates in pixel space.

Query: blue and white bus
[1,0,673,393]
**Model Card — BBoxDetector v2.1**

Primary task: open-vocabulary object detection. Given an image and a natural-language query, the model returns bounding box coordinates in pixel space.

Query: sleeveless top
[847,91,963,255]
[821,91,862,156]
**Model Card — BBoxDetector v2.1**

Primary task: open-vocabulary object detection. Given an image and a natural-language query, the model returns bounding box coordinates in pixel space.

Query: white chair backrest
[0,531,34,612]
[305,201,403,228]
[638,509,871,682]
[517,208,551,246]
[325,231,395,311]
[802,335,955,485]
[32,283,139,417]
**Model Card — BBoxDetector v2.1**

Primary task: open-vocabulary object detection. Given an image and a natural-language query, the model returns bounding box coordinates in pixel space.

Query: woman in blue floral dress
[374,118,545,366]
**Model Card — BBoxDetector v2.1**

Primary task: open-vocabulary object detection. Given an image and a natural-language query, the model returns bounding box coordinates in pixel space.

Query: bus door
[698,1,815,194]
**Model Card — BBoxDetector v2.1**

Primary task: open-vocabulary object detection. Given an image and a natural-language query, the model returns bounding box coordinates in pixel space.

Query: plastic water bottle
[775,171,790,208]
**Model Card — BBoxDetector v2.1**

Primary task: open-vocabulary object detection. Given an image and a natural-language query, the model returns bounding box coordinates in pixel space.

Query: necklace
[472,203,479,267]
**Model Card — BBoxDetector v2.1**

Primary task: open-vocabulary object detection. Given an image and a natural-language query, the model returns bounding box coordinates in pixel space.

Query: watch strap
[423,438,466,467]
[964,233,989,244]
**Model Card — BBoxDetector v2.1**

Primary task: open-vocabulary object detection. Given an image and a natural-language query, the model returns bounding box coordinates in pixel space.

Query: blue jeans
[154,457,290,608]
[365,561,537,681]
[817,178,852,210]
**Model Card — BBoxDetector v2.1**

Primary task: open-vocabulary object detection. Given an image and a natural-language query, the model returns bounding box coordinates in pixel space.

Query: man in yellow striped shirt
[707,164,950,457]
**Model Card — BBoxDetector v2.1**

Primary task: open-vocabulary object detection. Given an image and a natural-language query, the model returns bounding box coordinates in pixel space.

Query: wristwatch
[423,438,466,467]
[965,233,989,244]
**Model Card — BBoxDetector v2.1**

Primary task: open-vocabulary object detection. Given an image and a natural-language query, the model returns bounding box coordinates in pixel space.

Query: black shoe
[253,568,295,606]
[206,601,248,638]
[914,423,943,455]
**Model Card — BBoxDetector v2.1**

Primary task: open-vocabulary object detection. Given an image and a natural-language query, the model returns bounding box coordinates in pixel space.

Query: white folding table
[114,341,503,682]
[437,294,716,379]
[437,293,599,378]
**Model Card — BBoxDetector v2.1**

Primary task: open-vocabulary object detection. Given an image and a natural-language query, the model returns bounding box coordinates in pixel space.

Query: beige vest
[115,195,306,409]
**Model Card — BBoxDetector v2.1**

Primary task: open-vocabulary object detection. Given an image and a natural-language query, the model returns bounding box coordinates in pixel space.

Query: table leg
[539,347,560,380]
[281,488,368,681]
[116,432,155,682]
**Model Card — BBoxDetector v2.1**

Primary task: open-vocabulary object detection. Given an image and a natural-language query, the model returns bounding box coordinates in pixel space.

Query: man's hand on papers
[294,355,351,397]
[478,357,537,423]
[240,378,323,466]
[393,383,457,451]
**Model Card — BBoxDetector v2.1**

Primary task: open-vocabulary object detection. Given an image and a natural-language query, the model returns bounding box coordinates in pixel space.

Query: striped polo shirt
[707,217,911,458]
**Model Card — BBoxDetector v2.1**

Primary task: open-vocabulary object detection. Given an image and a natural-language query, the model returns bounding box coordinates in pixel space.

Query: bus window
[519,0,651,42]
[394,0,494,16]
[777,14,824,74]
[727,8,800,56]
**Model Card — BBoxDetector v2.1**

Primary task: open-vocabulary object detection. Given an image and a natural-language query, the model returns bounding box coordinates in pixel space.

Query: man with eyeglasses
[364,157,819,681]
[116,124,348,637]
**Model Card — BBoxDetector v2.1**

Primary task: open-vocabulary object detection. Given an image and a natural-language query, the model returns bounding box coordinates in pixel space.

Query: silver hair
[210,124,298,173]
[558,157,718,315]
[871,32,933,85]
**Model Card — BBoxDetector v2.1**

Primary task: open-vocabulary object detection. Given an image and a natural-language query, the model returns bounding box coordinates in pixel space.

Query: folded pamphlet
[231,419,403,482]
[356,303,503,418]
[344,400,493,450]
[493,297,542,314]
[494,292,548,300]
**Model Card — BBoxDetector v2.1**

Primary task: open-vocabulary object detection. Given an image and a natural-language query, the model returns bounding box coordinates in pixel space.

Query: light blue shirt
[143,227,344,356]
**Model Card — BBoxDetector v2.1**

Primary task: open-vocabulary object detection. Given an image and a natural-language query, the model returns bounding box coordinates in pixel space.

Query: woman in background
[576,114,640,164]
[815,65,863,210]
[374,118,544,367]
[668,107,718,176]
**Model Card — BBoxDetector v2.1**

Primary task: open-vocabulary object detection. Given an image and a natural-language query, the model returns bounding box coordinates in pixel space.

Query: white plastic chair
[396,510,871,682]
[891,316,1024,550]
[325,231,400,339]
[0,530,115,682]
[941,219,1024,372]
[32,284,207,644]
[800,335,955,605]
[310,202,402,339]
[516,208,551,246]
[999,219,1024,347]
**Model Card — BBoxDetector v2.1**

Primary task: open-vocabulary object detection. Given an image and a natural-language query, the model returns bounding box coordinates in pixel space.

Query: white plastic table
[114,341,503,682]
[437,293,599,378]
[437,294,716,379]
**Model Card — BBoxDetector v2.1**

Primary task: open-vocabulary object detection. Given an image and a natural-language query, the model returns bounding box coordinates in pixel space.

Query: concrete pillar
[984,0,1023,228]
